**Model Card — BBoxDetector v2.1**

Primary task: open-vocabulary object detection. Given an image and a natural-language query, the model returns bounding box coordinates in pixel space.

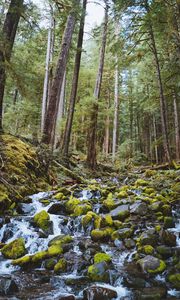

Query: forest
[0,0,179,299]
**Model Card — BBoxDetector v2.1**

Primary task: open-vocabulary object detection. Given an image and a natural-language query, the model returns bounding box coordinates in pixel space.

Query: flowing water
[0,187,179,299]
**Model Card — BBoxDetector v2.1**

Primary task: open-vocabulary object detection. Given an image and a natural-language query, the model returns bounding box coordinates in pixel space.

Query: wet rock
[58,295,76,300]
[150,201,162,212]
[33,210,53,235]
[83,285,117,300]
[110,204,130,221]
[163,216,175,229]
[135,287,167,300]
[138,229,157,246]
[0,277,19,295]
[161,230,176,246]
[138,255,166,274]
[111,227,133,240]
[1,238,26,259]
[48,203,66,215]
[168,273,180,289]
[88,262,110,282]
[91,228,112,242]
[130,201,148,216]
[124,238,136,249]
[156,245,172,258]
[0,218,4,229]
[1,226,14,243]
[124,262,147,289]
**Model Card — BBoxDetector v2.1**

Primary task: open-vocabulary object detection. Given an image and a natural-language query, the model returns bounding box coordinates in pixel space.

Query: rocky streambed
[0,169,179,300]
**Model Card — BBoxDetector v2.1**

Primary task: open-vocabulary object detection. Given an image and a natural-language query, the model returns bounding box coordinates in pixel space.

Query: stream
[0,183,179,300]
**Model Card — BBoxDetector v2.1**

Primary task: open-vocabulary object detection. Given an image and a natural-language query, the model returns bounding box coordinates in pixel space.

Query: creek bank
[0,167,179,299]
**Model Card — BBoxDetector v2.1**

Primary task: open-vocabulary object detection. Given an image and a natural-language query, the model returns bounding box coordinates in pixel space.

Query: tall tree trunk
[153,115,159,164]
[54,71,66,148]
[62,0,87,156]
[112,18,120,163]
[173,91,180,160]
[0,0,24,131]
[86,1,108,168]
[42,8,77,145]
[144,0,171,163]
[41,10,55,133]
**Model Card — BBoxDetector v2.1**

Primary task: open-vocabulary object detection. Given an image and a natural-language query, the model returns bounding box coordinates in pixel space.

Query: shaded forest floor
[0,134,179,215]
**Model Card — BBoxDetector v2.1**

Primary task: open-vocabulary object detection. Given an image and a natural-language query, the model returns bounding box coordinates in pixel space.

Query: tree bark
[144,0,171,163]
[173,91,180,160]
[62,0,87,156]
[86,1,108,168]
[42,9,77,145]
[112,18,120,163]
[41,10,55,133]
[0,0,24,131]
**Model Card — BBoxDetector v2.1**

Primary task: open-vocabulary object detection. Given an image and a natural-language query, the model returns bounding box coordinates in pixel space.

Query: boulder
[88,262,110,282]
[1,238,26,259]
[138,255,166,274]
[130,201,147,216]
[110,205,130,221]
[135,287,167,300]
[83,285,117,300]
[48,203,66,215]
[0,277,19,295]
[161,230,176,246]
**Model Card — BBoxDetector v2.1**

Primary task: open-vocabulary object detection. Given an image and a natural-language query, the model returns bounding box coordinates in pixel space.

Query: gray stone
[130,201,148,216]
[83,286,117,300]
[110,205,130,221]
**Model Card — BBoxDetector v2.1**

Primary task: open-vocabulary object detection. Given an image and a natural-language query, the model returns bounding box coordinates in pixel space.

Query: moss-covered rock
[164,216,175,229]
[111,227,133,241]
[142,245,154,255]
[82,211,97,228]
[138,255,166,274]
[156,246,172,258]
[54,258,67,273]
[48,235,73,247]
[12,255,32,266]
[117,191,128,199]
[94,252,111,264]
[33,210,51,231]
[44,258,57,270]
[88,262,109,282]
[168,273,180,289]
[91,228,113,242]
[135,179,149,187]
[48,245,63,256]
[54,192,66,200]
[74,204,92,216]
[103,193,116,211]
[1,238,26,259]
[31,251,49,263]
[65,197,81,213]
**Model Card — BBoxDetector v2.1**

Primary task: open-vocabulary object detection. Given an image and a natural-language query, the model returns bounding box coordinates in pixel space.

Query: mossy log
[53,160,87,184]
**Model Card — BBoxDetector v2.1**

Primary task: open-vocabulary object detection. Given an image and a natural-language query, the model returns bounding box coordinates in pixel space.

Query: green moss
[82,211,96,228]
[1,238,26,259]
[162,204,171,216]
[164,216,174,228]
[117,210,130,221]
[143,245,154,255]
[94,215,102,229]
[135,179,149,187]
[31,251,49,263]
[88,262,108,282]
[91,228,113,242]
[54,258,67,273]
[54,192,65,200]
[65,197,81,213]
[103,193,115,210]
[168,274,180,289]
[111,227,133,241]
[44,258,57,270]
[113,220,123,229]
[103,215,113,227]
[48,245,63,256]
[34,210,50,231]
[144,170,157,177]
[74,204,92,216]
[144,188,155,195]
[12,255,32,266]
[117,191,128,199]
[155,225,161,232]
[48,235,73,247]
[94,252,111,264]
[147,260,166,274]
